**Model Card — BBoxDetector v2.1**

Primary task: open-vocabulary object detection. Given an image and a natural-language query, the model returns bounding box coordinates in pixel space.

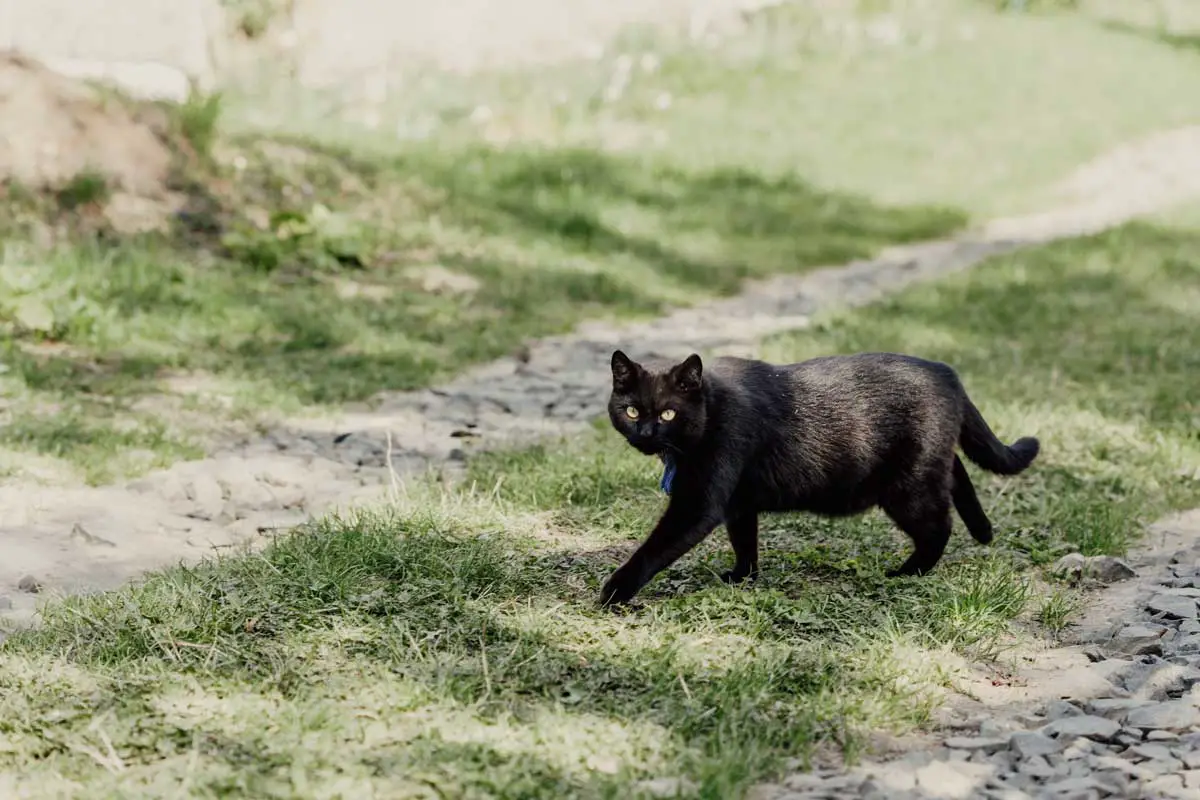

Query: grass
[4,216,1199,797]
[5,0,1200,479]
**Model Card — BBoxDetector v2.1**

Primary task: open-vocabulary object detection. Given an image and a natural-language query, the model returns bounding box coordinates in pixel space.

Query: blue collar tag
[659,454,677,495]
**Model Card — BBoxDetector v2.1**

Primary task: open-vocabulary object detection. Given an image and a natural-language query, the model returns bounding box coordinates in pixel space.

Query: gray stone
[1010,731,1063,758]
[945,736,1008,752]
[1044,700,1085,721]
[1143,773,1186,795]
[1108,623,1169,656]
[1148,593,1200,620]
[16,575,41,594]
[1126,700,1200,731]
[1041,715,1121,742]
[1183,751,1200,769]
[1052,553,1087,581]
[1130,741,1177,760]
[1086,698,1152,719]
[1017,754,1056,779]
[1089,755,1154,779]
[1083,555,1138,583]
[1148,729,1181,741]
[864,763,917,792]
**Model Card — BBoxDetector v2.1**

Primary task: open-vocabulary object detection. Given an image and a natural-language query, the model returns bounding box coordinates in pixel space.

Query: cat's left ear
[671,353,703,394]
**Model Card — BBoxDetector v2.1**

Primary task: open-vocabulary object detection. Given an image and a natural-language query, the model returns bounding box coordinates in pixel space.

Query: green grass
[4,218,1198,797]
[7,0,1200,479]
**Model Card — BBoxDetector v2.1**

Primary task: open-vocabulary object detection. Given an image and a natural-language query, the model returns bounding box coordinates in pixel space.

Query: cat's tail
[958,397,1039,476]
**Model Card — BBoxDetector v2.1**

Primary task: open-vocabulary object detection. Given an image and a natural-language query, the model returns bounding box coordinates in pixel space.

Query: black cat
[600,350,1039,606]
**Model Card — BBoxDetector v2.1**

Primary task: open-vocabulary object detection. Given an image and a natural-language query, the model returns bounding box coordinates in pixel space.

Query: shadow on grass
[1101,19,1200,57]
[2,513,989,797]
[3,138,966,414]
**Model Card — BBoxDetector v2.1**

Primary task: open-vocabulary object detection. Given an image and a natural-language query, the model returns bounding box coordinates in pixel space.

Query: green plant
[54,169,110,211]
[175,89,223,158]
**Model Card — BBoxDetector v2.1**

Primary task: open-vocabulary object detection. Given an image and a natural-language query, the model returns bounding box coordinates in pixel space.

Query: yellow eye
[625,406,639,419]
[660,409,676,422]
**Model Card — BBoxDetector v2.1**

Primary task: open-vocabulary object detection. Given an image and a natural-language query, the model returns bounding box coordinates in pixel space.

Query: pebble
[1041,716,1121,742]
[16,575,41,594]
[1148,593,1200,621]
[1126,699,1200,731]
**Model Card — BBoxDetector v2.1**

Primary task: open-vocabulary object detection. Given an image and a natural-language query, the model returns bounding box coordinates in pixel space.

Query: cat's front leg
[721,508,759,584]
[599,500,722,606]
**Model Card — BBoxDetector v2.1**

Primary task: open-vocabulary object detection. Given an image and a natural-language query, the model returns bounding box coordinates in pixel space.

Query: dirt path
[3,126,1200,633]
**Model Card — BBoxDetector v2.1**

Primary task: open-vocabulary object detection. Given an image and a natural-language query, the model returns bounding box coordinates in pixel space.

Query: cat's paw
[720,567,759,585]
[600,567,642,607]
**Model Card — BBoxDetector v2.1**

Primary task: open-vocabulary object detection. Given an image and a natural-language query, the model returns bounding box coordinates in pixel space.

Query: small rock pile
[760,542,1200,800]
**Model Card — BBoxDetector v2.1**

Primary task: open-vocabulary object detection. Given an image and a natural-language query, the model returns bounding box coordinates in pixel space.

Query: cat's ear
[671,353,703,394]
[611,350,640,391]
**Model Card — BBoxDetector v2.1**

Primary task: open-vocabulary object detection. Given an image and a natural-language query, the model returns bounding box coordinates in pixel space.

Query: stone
[1148,593,1200,620]
[1089,755,1154,779]
[945,737,1008,752]
[1132,663,1200,700]
[1044,700,1085,721]
[1130,741,1177,761]
[1148,729,1181,741]
[1083,555,1138,583]
[0,596,11,610]
[1087,698,1153,719]
[1108,623,1169,656]
[16,575,41,594]
[1183,751,1200,769]
[1143,774,1186,795]
[1126,700,1200,731]
[1052,553,1087,580]
[1041,715,1121,742]
[1009,731,1063,758]
[1017,754,1056,779]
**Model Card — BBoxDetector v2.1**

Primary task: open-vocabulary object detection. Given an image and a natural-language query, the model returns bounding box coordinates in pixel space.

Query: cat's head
[608,350,708,456]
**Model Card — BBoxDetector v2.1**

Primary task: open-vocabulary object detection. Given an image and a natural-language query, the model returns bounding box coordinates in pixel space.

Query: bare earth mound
[0,51,179,232]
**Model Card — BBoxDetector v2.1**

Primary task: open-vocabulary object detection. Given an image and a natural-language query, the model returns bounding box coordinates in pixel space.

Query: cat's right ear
[611,350,639,391]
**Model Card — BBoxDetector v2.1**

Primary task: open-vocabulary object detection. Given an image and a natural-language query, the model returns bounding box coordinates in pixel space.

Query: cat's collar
[659,453,677,495]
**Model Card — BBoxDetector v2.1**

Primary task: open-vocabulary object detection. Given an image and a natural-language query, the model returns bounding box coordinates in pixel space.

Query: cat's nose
[636,423,654,439]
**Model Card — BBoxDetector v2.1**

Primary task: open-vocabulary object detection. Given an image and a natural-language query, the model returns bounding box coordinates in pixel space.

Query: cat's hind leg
[721,508,759,584]
[951,455,993,545]
[881,478,953,578]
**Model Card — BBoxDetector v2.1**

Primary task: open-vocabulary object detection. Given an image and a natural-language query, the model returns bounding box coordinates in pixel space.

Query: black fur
[600,350,1039,606]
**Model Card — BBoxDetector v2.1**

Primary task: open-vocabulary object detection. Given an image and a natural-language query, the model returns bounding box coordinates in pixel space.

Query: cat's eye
[660,409,676,422]
[625,406,640,419]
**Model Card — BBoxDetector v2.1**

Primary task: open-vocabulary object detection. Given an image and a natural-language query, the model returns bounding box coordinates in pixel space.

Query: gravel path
[753,510,1200,800]
[4,126,1200,631]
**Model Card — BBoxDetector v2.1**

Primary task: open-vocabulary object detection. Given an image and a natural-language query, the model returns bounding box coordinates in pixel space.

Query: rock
[1148,593,1199,620]
[1041,715,1121,742]
[1052,553,1087,580]
[1017,754,1056,779]
[0,596,11,610]
[1009,731,1063,758]
[1126,700,1200,731]
[1131,663,1200,701]
[1143,773,1185,796]
[1147,729,1181,741]
[1130,741,1177,761]
[1084,555,1138,583]
[945,737,1008,752]
[1086,698,1152,719]
[1107,623,1169,657]
[16,575,41,594]
[1044,700,1085,721]
[1183,751,1200,769]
